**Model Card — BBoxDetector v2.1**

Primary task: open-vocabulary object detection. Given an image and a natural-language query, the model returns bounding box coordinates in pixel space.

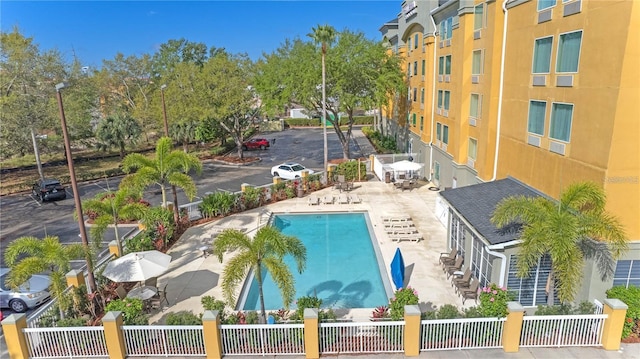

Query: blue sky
[1,1,399,69]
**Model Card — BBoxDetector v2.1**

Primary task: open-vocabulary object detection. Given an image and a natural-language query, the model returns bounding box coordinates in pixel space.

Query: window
[436,122,442,140]
[414,61,418,76]
[613,260,640,288]
[445,55,452,75]
[422,60,426,75]
[434,161,440,181]
[440,17,453,40]
[444,91,450,110]
[413,88,417,102]
[471,236,492,287]
[532,37,553,73]
[414,34,419,49]
[449,213,466,260]
[443,125,449,144]
[412,113,417,126]
[408,37,412,52]
[507,254,558,306]
[407,63,412,77]
[420,116,424,131]
[438,57,444,75]
[420,88,425,104]
[470,93,481,118]
[472,50,483,75]
[468,138,477,160]
[549,103,573,142]
[556,31,582,73]
[474,4,484,30]
[437,90,443,109]
[538,0,556,11]
[528,101,547,135]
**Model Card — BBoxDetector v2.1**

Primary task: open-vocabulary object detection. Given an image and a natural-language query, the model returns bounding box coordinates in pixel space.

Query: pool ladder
[257,210,272,230]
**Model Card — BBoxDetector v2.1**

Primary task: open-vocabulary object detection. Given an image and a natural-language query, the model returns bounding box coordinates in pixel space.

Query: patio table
[127,286,158,301]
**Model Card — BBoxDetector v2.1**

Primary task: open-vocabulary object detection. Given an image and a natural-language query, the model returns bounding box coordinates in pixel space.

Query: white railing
[26,286,73,328]
[420,317,506,351]
[122,325,205,357]
[24,326,108,358]
[319,321,405,354]
[220,323,305,356]
[520,314,607,347]
[180,200,203,221]
[594,299,604,314]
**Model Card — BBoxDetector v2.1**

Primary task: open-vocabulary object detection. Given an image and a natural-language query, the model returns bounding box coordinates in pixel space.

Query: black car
[32,178,67,201]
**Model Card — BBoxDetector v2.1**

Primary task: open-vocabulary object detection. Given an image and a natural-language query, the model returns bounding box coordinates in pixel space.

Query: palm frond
[263,257,296,309]
[220,251,254,305]
[168,172,198,200]
[578,237,616,281]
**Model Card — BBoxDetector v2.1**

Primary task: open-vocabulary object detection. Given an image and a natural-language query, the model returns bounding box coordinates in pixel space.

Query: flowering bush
[389,286,419,320]
[371,305,390,319]
[478,283,513,318]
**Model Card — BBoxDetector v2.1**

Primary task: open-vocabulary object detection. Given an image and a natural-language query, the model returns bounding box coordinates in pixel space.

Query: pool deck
[148,179,473,324]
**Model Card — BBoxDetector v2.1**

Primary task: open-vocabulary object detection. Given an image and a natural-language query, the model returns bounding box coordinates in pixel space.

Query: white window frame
[437,90,443,109]
[527,100,547,136]
[436,122,442,140]
[613,260,640,288]
[443,91,451,111]
[531,36,553,74]
[549,102,574,142]
[442,124,449,144]
[472,50,483,75]
[473,4,484,31]
[449,213,466,260]
[468,137,478,160]
[444,55,452,75]
[470,93,481,119]
[507,254,557,307]
[556,30,583,74]
[537,0,557,11]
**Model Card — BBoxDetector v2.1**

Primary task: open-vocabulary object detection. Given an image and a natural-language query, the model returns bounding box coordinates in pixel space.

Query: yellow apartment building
[380,0,639,307]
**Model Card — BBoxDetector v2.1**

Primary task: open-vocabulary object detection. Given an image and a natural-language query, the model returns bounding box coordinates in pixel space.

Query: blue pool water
[239,212,392,310]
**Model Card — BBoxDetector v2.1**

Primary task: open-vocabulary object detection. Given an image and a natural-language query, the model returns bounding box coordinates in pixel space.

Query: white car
[270,162,315,180]
[0,268,51,313]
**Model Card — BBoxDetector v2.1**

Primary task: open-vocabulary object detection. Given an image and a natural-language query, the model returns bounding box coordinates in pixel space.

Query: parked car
[32,178,66,201]
[242,138,270,151]
[270,162,315,180]
[0,268,51,313]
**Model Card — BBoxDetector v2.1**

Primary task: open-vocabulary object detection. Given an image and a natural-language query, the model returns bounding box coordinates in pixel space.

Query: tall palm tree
[212,226,307,323]
[82,187,149,254]
[4,235,85,317]
[308,24,336,183]
[491,181,628,305]
[95,113,142,159]
[121,136,202,224]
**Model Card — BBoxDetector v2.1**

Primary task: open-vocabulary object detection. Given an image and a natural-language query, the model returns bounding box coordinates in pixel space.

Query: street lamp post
[55,82,96,293]
[160,84,169,136]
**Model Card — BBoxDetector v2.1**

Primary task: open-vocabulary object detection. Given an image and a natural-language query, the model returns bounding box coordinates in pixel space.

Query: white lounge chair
[338,193,349,204]
[381,215,412,222]
[389,233,422,242]
[308,195,320,205]
[322,195,334,204]
[384,222,415,229]
[349,194,362,204]
[386,228,419,235]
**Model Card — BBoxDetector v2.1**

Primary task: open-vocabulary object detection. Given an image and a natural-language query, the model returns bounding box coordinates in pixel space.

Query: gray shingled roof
[439,178,542,245]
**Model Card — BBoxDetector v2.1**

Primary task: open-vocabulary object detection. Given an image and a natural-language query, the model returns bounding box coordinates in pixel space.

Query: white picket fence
[24,326,108,358]
[520,314,607,347]
[420,317,506,351]
[122,325,205,357]
[220,323,305,356]
[319,321,405,354]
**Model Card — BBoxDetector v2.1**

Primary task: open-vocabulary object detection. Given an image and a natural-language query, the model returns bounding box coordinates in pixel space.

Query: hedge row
[284,116,374,127]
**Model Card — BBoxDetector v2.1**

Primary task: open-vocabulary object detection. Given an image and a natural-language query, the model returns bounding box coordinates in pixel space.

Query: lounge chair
[386,228,418,235]
[338,193,349,204]
[439,248,457,268]
[401,180,412,191]
[452,268,472,290]
[381,215,412,222]
[389,232,422,242]
[308,195,320,205]
[349,194,362,204]
[461,280,480,304]
[384,222,414,229]
[322,195,334,204]
[444,257,464,278]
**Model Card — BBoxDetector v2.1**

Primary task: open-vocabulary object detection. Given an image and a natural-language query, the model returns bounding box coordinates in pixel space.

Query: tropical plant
[121,136,203,224]
[170,120,198,152]
[606,286,640,339]
[166,311,203,325]
[491,181,628,305]
[139,206,175,250]
[478,283,513,318]
[389,286,419,320]
[212,226,307,323]
[199,191,238,218]
[104,298,148,325]
[82,187,148,254]
[4,235,85,318]
[95,114,142,158]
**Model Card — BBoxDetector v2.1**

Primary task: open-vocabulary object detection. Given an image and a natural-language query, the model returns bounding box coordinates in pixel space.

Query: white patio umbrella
[102,250,172,283]
[389,160,424,172]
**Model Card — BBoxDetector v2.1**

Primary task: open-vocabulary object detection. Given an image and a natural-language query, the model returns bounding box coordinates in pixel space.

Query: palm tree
[82,187,149,254]
[95,113,142,158]
[121,136,202,224]
[491,181,628,305]
[308,24,336,184]
[212,226,307,323]
[4,235,85,317]
[170,120,198,152]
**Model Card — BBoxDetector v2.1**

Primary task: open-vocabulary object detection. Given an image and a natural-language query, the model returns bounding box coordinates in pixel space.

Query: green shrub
[334,160,366,182]
[478,283,513,318]
[389,287,419,320]
[125,231,156,252]
[240,186,264,210]
[56,317,88,327]
[199,191,238,217]
[105,298,148,325]
[201,296,230,323]
[285,118,321,127]
[166,311,202,325]
[362,127,397,153]
[535,301,596,316]
[606,286,640,339]
[437,304,462,319]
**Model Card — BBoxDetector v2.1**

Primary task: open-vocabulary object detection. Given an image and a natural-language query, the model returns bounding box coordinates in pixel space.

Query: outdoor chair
[452,267,472,290]
[115,285,127,300]
[461,280,480,304]
[339,181,353,192]
[401,180,412,191]
[349,194,362,204]
[444,257,464,278]
[150,284,169,310]
[308,195,320,205]
[144,277,157,289]
[439,248,457,268]
[338,193,349,204]
[322,195,334,204]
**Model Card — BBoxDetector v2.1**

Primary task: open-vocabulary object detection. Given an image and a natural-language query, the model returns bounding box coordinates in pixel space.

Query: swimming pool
[238,212,393,311]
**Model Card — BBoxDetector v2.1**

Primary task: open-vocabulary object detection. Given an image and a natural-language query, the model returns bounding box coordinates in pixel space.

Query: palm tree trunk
[172,185,179,226]
[322,52,328,185]
[546,271,555,306]
[256,265,267,324]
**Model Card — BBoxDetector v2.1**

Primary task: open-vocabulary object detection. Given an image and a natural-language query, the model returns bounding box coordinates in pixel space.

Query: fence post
[404,305,421,356]
[65,269,85,288]
[108,240,121,257]
[103,311,126,359]
[202,310,223,359]
[303,308,319,359]
[502,301,524,352]
[369,154,375,174]
[601,298,628,351]
[241,183,251,192]
[273,176,282,186]
[2,313,29,359]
